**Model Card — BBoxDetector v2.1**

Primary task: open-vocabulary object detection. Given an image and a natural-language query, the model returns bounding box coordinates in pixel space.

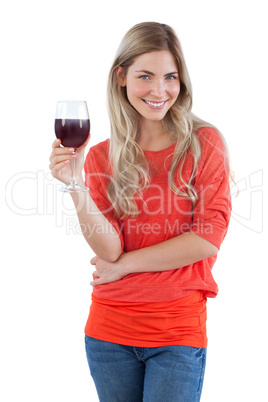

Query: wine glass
[54,101,90,192]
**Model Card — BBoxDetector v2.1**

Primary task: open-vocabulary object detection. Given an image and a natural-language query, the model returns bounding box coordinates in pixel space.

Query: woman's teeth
[144,100,165,107]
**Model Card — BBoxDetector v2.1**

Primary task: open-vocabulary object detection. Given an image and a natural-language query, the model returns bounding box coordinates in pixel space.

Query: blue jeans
[85,335,206,402]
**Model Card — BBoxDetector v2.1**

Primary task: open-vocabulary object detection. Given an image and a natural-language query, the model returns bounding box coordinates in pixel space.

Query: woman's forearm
[71,187,122,262]
[90,232,219,287]
[119,232,218,274]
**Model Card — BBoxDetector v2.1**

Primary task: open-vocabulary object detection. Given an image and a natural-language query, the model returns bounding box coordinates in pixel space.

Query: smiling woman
[116,51,181,121]
[106,23,210,217]
[49,21,232,402]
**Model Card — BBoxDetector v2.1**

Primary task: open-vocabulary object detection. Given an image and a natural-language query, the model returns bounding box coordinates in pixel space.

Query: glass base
[59,184,89,193]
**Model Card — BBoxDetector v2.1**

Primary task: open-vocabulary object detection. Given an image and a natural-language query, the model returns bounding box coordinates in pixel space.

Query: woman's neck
[138,119,176,151]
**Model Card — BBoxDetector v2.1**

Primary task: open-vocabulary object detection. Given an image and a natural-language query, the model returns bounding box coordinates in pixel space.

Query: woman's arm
[90,232,218,286]
[70,191,122,262]
[49,139,122,262]
[119,232,218,272]
[90,128,231,280]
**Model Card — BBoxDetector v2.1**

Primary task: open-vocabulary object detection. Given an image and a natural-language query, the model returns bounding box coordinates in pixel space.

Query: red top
[84,127,231,347]
[86,291,208,348]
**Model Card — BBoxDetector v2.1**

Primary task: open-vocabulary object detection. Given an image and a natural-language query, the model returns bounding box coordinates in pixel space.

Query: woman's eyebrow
[164,71,178,76]
[135,70,155,75]
[135,70,179,76]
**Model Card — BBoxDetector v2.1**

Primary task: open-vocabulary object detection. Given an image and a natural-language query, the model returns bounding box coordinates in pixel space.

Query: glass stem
[70,150,77,187]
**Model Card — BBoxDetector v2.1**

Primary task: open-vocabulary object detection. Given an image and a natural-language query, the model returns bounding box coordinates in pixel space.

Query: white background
[1,0,267,401]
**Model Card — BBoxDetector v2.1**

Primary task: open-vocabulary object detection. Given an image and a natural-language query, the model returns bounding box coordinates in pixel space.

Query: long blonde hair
[107,22,218,218]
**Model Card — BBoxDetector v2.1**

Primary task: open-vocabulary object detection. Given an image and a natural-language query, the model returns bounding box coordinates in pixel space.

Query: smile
[142,99,167,109]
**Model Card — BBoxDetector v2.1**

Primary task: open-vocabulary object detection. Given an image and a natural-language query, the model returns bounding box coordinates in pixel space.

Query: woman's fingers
[51,138,74,157]
[90,256,98,265]
[49,156,73,172]
[49,146,75,161]
[49,152,76,169]
[49,139,75,181]
[49,134,90,183]
[50,159,71,177]
[52,138,61,149]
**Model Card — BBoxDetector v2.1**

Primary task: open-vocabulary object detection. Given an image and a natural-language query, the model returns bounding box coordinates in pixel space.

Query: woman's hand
[49,136,90,185]
[90,255,128,287]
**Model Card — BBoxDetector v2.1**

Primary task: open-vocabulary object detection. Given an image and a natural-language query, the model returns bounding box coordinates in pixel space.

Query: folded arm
[89,127,231,285]
[90,232,218,286]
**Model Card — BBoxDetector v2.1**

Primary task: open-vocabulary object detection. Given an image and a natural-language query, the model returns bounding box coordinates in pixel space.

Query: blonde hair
[107,22,220,218]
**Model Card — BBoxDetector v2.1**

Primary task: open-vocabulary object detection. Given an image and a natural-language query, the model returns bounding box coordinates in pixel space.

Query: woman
[49,22,231,402]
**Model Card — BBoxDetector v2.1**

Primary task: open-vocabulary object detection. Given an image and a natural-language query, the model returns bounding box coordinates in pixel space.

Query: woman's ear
[116,66,126,87]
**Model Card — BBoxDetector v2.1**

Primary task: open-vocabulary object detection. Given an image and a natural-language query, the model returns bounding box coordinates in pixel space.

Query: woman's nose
[150,80,166,98]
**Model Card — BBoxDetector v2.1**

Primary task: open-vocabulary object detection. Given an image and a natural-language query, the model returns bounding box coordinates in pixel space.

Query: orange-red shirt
[84,127,231,347]
[86,291,208,348]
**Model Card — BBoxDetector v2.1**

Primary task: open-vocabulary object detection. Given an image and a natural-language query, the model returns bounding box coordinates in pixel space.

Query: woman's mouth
[142,99,167,109]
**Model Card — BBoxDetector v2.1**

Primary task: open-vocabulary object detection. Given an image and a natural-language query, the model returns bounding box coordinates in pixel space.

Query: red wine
[55,119,90,148]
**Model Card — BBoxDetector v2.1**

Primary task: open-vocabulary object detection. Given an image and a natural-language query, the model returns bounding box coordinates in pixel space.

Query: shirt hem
[84,330,208,349]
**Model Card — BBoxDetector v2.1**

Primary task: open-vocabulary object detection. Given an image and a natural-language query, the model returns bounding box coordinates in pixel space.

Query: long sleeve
[84,140,124,252]
[191,128,232,249]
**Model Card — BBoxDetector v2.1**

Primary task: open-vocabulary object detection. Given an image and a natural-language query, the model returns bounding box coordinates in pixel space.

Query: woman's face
[118,50,181,125]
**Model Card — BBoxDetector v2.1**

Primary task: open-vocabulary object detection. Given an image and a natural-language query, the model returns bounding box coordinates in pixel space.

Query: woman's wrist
[76,175,86,187]
[117,252,134,276]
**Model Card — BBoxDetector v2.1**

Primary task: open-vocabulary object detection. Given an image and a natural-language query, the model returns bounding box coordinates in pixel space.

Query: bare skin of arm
[90,232,218,286]
[49,139,121,262]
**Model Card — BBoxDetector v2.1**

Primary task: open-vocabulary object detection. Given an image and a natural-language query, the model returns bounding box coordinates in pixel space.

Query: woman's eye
[166,75,176,80]
[139,75,150,80]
